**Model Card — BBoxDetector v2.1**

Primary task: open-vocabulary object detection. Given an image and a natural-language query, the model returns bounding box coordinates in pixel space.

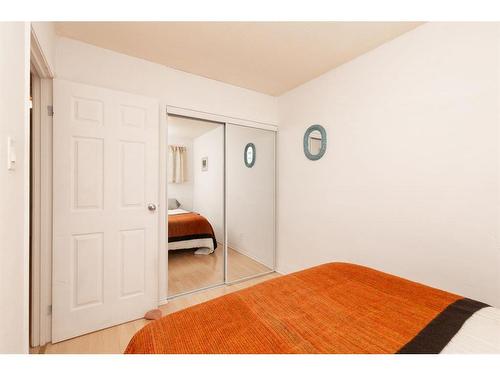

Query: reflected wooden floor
[168,245,272,296]
[37,272,279,354]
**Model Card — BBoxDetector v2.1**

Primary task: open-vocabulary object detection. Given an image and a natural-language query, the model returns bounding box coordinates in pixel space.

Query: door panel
[121,141,145,207]
[52,79,159,342]
[73,233,104,308]
[120,228,146,298]
[73,136,104,210]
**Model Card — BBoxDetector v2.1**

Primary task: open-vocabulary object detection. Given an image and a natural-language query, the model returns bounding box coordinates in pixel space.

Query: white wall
[277,23,500,307]
[55,37,278,125]
[192,127,224,242]
[227,125,275,267]
[0,22,30,353]
[168,135,194,210]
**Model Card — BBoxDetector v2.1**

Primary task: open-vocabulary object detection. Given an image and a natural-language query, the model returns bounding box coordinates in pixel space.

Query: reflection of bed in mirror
[168,208,217,255]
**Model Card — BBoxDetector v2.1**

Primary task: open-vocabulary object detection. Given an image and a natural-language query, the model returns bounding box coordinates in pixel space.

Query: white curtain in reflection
[168,145,187,183]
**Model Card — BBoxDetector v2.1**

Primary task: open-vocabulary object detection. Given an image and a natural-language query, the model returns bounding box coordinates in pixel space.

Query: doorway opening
[29,28,54,349]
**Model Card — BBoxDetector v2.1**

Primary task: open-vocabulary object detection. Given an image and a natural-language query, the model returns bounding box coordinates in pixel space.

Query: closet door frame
[161,105,278,304]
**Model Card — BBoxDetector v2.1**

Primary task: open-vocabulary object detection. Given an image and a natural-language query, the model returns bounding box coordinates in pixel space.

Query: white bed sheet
[442,307,500,354]
[168,238,214,253]
[168,208,190,216]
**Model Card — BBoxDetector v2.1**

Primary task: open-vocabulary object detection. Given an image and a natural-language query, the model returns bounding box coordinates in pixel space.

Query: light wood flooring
[168,245,272,296]
[32,272,279,354]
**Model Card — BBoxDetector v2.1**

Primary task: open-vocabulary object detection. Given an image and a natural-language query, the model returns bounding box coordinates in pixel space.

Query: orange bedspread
[125,263,482,354]
[168,212,217,249]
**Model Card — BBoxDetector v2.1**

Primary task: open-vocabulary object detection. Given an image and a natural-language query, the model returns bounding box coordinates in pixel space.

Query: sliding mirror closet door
[226,124,275,282]
[167,115,225,297]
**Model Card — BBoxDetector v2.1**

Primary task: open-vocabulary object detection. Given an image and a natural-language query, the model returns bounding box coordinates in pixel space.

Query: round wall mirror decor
[244,142,256,168]
[303,124,327,160]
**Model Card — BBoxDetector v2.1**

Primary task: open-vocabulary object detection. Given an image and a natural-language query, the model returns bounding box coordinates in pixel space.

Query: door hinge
[48,304,52,315]
[47,105,54,117]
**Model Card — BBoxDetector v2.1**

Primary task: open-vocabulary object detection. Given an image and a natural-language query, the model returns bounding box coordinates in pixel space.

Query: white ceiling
[55,22,423,96]
[168,115,221,139]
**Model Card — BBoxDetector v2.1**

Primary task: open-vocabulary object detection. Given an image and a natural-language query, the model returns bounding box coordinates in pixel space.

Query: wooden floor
[168,245,272,296]
[34,272,279,354]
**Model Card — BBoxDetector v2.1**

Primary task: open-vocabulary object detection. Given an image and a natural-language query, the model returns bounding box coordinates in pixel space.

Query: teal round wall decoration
[244,143,256,168]
[303,124,327,160]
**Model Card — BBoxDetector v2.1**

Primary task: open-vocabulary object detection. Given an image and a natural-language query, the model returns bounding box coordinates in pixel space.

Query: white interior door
[52,79,159,342]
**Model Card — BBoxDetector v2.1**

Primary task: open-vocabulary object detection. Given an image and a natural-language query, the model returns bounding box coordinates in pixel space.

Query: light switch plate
[7,137,16,170]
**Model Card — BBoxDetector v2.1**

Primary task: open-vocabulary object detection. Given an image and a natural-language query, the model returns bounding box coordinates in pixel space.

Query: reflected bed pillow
[168,199,180,210]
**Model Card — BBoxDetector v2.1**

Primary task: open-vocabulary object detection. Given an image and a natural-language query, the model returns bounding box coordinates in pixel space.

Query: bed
[168,208,218,254]
[125,262,500,354]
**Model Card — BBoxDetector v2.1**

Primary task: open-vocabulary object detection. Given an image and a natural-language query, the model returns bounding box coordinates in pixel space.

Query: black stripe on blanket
[397,298,489,354]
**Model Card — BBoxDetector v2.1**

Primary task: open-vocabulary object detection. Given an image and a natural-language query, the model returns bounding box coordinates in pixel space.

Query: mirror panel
[227,124,275,282]
[167,115,225,297]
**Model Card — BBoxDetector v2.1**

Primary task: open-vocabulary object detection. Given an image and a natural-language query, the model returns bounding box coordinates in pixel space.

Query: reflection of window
[246,148,253,163]
[304,124,327,160]
[168,145,187,183]
[309,136,322,155]
[244,143,255,168]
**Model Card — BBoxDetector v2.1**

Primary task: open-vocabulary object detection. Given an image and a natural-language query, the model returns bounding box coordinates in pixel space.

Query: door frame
[30,26,54,347]
[160,105,278,304]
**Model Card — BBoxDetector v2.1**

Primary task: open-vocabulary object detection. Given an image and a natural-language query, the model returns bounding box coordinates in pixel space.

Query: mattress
[168,238,214,252]
[441,306,500,353]
[168,208,190,216]
[168,210,217,251]
[125,262,499,354]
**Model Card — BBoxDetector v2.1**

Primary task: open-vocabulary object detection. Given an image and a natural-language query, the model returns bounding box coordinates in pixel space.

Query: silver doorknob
[147,203,157,212]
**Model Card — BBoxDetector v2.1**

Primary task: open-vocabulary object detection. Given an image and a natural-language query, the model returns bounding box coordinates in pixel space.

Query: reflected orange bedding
[168,212,217,249]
